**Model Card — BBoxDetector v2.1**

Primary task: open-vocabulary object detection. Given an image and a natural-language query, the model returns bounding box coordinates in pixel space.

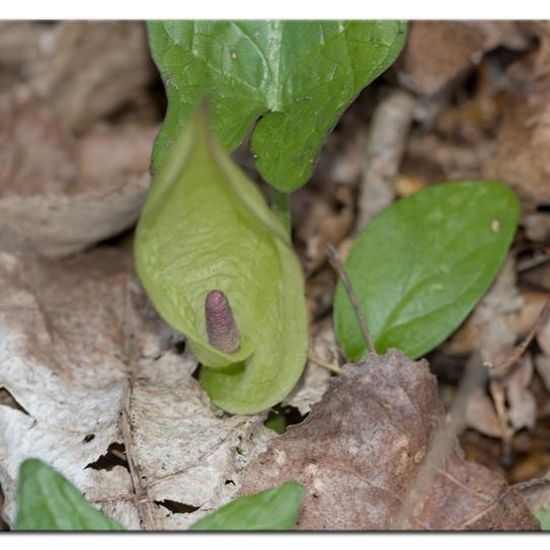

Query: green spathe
[135,108,308,414]
[148,20,407,191]
[190,482,305,531]
[334,181,520,361]
[15,459,122,531]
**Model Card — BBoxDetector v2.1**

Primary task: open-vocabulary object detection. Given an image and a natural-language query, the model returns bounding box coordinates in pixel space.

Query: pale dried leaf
[239,350,538,530]
[8,21,156,132]
[0,90,157,258]
[445,255,523,357]
[465,388,501,438]
[506,356,536,432]
[283,318,334,415]
[0,249,273,529]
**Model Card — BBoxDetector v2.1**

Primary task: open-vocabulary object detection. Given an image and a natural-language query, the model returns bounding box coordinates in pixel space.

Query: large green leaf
[134,107,308,414]
[15,459,122,531]
[190,482,304,531]
[148,20,407,191]
[334,181,520,361]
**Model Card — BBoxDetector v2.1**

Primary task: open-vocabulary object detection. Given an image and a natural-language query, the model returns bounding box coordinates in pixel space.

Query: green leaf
[15,459,122,531]
[535,506,550,530]
[264,411,287,434]
[148,20,407,191]
[134,107,308,414]
[334,181,520,361]
[190,482,305,531]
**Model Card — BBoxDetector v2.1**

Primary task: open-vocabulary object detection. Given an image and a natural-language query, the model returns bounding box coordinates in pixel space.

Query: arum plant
[135,108,308,415]
[136,21,408,414]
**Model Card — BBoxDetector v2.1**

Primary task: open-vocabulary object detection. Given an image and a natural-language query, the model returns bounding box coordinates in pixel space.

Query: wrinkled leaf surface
[148,20,407,191]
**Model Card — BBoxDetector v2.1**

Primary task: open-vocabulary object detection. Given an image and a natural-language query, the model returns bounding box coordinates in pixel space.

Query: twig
[490,300,548,381]
[517,251,550,273]
[325,243,375,353]
[486,300,549,459]
[121,379,158,530]
[356,87,416,232]
[308,352,343,374]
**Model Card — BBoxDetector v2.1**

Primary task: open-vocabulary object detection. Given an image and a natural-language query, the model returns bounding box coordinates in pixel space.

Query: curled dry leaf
[0,90,157,258]
[398,21,530,96]
[0,21,156,132]
[239,350,538,530]
[484,57,550,207]
[0,248,273,529]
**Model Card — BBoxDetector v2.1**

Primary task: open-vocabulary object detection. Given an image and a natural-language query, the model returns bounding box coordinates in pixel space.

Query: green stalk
[270,189,291,237]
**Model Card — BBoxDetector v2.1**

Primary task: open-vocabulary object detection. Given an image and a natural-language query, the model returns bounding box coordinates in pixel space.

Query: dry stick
[392,352,488,529]
[119,282,157,530]
[308,352,343,374]
[325,243,375,354]
[356,87,416,232]
[490,300,549,381]
[517,251,550,272]
[121,379,158,531]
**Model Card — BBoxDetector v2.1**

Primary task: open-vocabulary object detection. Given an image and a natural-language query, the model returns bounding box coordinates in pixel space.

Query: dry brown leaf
[398,21,529,96]
[239,350,538,530]
[0,248,273,529]
[0,89,76,198]
[0,21,156,132]
[534,314,550,392]
[0,90,157,257]
[484,57,550,207]
[294,184,354,275]
[506,356,536,432]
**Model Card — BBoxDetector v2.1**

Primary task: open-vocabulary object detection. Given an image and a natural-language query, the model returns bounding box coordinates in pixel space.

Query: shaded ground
[0,21,549,530]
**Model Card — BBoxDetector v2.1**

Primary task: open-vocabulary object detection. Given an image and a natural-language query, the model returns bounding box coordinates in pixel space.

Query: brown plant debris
[239,350,539,530]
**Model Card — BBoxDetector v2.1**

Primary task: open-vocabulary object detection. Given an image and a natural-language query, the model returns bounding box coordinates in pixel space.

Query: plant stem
[270,189,291,237]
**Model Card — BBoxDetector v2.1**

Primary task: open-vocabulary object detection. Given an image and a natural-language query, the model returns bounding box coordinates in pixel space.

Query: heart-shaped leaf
[190,482,304,531]
[134,107,308,414]
[15,459,122,531]
[147,20,407,191]
[334,181,520,361]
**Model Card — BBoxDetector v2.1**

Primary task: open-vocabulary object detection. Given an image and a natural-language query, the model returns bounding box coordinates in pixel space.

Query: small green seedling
[15,459,122,531]
[14,459,304,531]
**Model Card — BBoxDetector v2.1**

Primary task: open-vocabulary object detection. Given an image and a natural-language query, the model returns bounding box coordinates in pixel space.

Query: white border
[1,0,549,20]
[2,533,549,550]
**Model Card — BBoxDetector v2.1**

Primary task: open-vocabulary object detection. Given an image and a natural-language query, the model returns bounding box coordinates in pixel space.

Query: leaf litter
[1,20,550,530]
[0,248,275,529]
